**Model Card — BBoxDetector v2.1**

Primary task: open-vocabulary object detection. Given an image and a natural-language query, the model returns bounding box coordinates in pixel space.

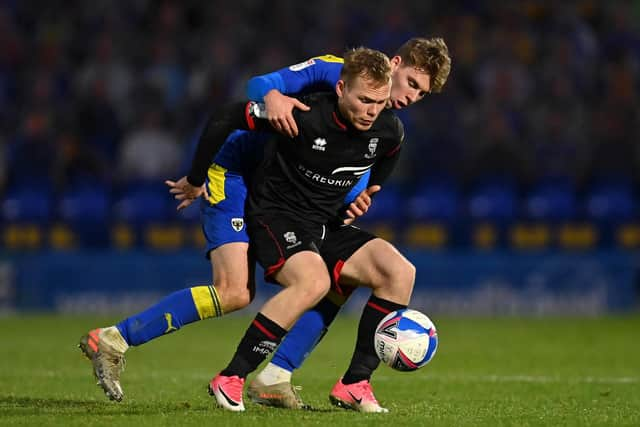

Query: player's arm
[246,56,343,137]
[187,102,269,186]
[167,102,269,210]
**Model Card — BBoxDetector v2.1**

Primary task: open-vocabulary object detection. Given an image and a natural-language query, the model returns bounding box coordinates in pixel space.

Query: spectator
[117,109,183,183]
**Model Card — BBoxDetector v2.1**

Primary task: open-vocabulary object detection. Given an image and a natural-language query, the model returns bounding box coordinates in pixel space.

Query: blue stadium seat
[1,184,54,223]
[468,178,518,222]
[57,183,111,246]
[359,184,403,223]
[585,179,637,223]
[58,184,110,223]
[113,182,174,224]
[176,198,202,223]
[406,179,460,222]
[524,178,577,221]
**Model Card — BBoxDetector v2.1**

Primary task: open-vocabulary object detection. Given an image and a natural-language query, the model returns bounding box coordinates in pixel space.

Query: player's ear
[390,55,402,71]
[336,79,345,97]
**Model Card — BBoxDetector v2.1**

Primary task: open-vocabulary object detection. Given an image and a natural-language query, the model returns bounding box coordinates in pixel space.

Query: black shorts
[247,216,376,291]
[321,222,376,298]
[247,215,326,280]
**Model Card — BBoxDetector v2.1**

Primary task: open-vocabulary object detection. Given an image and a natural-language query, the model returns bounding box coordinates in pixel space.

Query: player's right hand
[165,176,206,210]
[264,89,310,138]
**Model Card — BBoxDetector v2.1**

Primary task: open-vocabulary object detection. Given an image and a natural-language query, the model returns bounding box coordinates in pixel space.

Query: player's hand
[344,185,382,224]
[264,89,310,138]
[165,176,206,210]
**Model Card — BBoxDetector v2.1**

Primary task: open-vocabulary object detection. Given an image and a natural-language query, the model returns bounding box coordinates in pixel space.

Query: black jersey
[247,92,404,226]
[187,92,404,226]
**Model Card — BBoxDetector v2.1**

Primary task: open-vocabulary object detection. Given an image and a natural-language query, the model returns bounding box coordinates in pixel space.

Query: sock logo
[252,340,277,356]
[164,313,178,334]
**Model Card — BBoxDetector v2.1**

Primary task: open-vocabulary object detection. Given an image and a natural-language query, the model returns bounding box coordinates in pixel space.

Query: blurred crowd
[1,0,639,199]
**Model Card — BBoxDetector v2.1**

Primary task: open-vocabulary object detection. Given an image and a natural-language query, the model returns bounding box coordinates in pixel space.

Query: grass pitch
[0,314,639,426]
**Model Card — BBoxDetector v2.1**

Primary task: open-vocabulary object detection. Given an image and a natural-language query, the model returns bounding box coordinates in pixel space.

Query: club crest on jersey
[231,218,244,232]
[313,137,327,151]
[365,138,379,159]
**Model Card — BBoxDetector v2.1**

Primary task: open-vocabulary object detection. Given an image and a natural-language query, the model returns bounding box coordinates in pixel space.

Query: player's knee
[214,278,254,312]
[298,277,331,307]
[384,258,416,292]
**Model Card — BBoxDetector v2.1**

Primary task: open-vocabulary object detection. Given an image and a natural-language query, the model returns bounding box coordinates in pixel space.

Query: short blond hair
[395,37,451,93]
[340,47,392,88]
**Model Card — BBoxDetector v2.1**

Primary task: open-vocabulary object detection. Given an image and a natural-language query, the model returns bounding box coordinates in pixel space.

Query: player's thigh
[320,224,377,283]
[273,250,329,292]
[209,242,252,285]
[200,165,253,286]
[338,236,415,290]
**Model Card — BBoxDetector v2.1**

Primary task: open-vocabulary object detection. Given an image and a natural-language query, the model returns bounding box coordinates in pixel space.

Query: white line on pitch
[373,374,640,384]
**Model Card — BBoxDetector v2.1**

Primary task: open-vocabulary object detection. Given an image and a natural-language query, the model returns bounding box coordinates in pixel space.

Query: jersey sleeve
[246,55,344,101]
[187,102,270,186]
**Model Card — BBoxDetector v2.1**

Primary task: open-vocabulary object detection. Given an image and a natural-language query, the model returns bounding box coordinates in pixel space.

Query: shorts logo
[231,218,244,232]
[365,137,378,159]
[312,137,327,151]
[284,231,297,244]
[284,231,301,249]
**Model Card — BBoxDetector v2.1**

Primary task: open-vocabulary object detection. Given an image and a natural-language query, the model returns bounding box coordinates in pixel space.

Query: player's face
[388,56,431,109]
[336,75,391,131]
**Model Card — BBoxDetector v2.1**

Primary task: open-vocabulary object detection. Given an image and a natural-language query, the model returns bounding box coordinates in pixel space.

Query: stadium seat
[176,198,202,223]
[585,179,637,223]
[1,184,54,223]
[58,183,110,224]
[57,183,111,246]
[523,177,577,222]
[113,181,174,224]
[467,178,518,223]
[359,184,403,223]
[406,178,460,222]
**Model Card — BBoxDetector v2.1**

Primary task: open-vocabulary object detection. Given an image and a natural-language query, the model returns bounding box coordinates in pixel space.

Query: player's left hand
[264,89,310,138]
[165,176,206,210]
[343,185,382,224]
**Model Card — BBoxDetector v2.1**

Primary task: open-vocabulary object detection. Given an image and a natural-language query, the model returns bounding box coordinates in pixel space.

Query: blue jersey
[246,54,344,101]
[213,55,345,174]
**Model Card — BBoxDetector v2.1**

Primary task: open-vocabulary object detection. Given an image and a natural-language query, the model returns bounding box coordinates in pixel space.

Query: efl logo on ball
[374,308,438,371]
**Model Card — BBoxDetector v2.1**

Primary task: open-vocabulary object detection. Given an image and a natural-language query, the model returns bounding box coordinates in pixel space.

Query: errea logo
[312,138,327,151]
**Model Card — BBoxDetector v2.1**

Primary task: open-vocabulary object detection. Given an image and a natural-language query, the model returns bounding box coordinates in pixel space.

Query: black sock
[342,295,406,385]
[220,312,287,379]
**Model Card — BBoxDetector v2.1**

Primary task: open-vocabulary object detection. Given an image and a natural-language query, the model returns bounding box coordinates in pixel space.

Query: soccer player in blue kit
[79,38,450,410]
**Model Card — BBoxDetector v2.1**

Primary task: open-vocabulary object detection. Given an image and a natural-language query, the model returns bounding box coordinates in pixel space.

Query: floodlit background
[0,0,639,315]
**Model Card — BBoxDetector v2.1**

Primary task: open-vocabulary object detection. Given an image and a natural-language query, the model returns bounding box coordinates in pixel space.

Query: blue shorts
[200,161,371,259]
[201,163,249,258]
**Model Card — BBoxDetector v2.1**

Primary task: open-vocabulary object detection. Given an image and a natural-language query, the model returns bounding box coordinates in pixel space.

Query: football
[374,308,438,371]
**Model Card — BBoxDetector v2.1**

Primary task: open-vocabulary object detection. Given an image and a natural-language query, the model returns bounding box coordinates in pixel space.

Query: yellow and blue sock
[116,285,223,346]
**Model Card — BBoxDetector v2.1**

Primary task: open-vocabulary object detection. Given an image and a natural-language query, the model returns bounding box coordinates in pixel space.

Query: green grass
[0,315,639,426]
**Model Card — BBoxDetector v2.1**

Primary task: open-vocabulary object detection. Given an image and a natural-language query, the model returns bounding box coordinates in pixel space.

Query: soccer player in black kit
[186,48,412,412]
